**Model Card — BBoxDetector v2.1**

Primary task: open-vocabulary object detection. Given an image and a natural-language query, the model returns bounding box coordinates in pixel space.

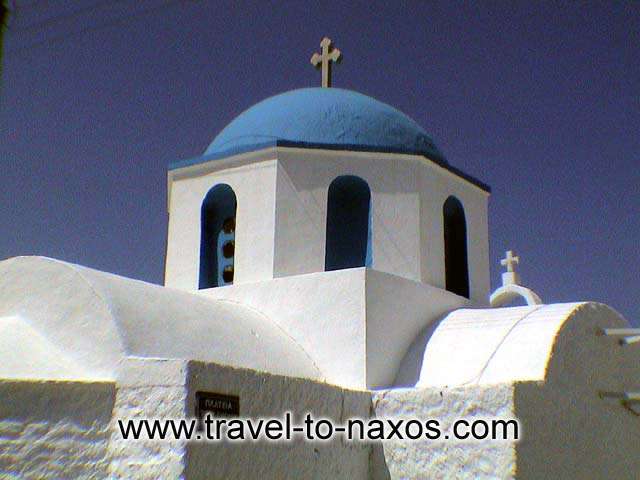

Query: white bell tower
[163,50,491,388]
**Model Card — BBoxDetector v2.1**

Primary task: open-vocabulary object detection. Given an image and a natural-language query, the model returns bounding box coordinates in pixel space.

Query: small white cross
[310,37,342,88]
[501,250,519,273]
[491,249,542,305]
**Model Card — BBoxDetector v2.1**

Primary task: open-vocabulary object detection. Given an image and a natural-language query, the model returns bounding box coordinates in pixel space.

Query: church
[1,38,639,479]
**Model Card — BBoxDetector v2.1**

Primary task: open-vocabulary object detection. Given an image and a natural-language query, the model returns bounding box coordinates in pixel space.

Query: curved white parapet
[0,256,322,382]
[490,283,542,307]
[393,302,638,389]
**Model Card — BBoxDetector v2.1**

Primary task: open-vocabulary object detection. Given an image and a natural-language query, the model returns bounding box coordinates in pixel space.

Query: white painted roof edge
[417,302,630,387]
[0,256,323,382]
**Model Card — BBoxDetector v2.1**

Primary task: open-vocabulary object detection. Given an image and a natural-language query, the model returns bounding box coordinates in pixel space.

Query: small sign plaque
[195,391,240,420]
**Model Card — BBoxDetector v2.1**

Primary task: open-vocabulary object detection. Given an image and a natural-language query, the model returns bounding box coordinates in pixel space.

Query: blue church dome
[204,88,443,161]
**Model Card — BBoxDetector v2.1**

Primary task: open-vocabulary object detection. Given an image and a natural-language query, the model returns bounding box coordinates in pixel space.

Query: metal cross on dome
[310,37,342,88]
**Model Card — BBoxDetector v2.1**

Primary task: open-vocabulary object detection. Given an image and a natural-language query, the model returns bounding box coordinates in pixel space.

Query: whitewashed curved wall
[415,302,637,388]
[0,256,321,382]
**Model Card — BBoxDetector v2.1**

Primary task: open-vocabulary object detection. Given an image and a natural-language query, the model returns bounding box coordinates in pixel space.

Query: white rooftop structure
[0,256,321,382]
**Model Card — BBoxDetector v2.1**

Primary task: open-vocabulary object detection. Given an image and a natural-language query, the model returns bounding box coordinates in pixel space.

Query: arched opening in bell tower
[199,184,237,289]
[325,175,372,271]
[443,195,469,298]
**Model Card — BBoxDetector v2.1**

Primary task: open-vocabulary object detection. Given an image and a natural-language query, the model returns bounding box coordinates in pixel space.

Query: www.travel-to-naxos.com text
[117,412,519,443]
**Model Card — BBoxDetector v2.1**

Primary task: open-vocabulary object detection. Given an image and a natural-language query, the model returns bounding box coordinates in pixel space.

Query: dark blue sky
[2,1,638,323]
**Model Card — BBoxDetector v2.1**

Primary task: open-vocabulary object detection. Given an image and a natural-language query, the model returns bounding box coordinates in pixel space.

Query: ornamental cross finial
[501,250,519,273]
[310,37,342,88]
[500,250,521,287]
[490,250,542,306]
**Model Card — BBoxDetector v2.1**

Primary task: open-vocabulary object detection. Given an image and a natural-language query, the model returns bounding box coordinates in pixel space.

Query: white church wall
[202,268,368,388]
[0,380,115,479]
[365,270,470,388]
[514,382,640,480]
[372,384,517,479]
[273,158,326,276]
[417,160,490,304]
[166,152,279,290]
[514,380,640,478]
[202,267,470,390]
[271,147,489,302]
[393,301,640,477]
[460,183,491,303]
[375,377,640,479]
[186,360,372,479]
[511,302,640,477]
[374,375,640,479]
[109,357,372,479]
[109,358,190,479]
[275,148,422,281]
[541,302,640,393]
